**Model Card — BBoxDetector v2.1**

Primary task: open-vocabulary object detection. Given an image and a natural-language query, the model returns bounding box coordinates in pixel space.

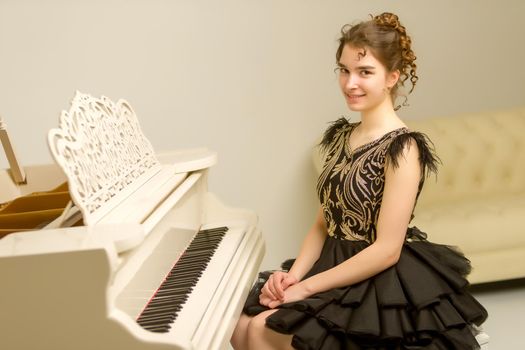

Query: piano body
[0,92,265,350]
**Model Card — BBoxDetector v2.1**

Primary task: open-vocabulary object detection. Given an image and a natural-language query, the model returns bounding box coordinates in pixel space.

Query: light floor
[470,278,525,349]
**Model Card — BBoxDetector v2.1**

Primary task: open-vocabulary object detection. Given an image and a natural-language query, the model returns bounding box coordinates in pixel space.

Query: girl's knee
[247,312,293,350]
[231,314,251,349]
[247,313,267,338]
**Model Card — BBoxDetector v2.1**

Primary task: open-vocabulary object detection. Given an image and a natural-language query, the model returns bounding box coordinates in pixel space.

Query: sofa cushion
[412,192,525,254]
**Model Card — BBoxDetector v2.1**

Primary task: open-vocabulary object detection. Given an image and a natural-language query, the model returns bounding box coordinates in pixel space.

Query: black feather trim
[319,117,350,150]
[387,131,440,179]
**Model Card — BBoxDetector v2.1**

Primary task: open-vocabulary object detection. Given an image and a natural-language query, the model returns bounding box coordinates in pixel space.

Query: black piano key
[139,310,178,319]
[164,271,202,280]
[138,315,176,325]
[160,282,196,291]
[143,288,190,303]
[140,300,185,312]
[138,310,175,319]
[144,295,188,307]
[139,312,178,322]
[146,298,189,308]
[138,303,182,319]
[136,226,228,332]
[147,327,172,333]
[152,283,193,293]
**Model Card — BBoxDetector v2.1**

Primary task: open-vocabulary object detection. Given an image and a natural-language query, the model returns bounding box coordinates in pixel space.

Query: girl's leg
[246,309,294,350]
[231,310,294,350]
[231,313,252,350]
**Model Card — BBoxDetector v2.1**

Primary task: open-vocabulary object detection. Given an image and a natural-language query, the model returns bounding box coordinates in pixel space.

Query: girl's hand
[259,271,298,305]
[265,282,311,309]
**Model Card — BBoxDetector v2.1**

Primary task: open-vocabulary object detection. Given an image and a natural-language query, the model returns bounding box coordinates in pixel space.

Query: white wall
[1,0,524,270]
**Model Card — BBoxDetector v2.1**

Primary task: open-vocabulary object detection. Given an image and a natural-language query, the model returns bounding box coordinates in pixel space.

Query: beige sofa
[406,107,525,284]
[314,106,525,284]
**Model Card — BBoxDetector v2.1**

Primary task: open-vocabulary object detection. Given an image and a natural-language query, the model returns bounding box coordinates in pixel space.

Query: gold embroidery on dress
[320,182,337,237]
[317,123,409,243]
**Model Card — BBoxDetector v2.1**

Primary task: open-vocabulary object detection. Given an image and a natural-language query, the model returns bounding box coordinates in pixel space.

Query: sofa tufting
[314,106,525,285]
[405,107,525,284]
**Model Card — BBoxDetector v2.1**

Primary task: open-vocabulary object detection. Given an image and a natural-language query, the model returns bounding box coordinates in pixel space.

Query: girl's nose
[345,74,359,89]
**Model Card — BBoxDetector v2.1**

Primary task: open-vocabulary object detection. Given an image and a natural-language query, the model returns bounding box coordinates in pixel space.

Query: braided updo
[336,13,418,108]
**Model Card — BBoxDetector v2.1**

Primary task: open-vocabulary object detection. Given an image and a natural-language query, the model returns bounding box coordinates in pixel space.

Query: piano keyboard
[136,226,228,333]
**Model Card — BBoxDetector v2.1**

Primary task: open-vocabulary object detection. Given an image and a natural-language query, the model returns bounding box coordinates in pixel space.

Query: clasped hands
[259,271,310,308]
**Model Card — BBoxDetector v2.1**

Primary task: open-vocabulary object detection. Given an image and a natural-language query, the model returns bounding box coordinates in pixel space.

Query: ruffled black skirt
[243,227,488,350]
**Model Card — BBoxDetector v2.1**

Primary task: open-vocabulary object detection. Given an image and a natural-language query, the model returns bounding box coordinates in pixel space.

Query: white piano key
[113,227,197,318]
[164,224,248,339]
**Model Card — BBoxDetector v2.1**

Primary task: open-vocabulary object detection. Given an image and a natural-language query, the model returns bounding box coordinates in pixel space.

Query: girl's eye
[335,67,349,75]
[360,70,372,76]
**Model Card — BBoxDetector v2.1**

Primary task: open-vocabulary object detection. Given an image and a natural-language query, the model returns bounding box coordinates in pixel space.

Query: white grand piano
[0,92,265,350]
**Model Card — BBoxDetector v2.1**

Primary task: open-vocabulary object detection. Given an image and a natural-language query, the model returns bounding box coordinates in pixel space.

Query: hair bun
[373,12,405,34]
[373,12,417,94]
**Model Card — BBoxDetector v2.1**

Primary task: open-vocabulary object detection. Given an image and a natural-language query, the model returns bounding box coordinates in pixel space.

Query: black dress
[243,119,488,350]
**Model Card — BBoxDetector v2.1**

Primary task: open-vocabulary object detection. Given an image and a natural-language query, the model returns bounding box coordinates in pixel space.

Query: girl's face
[337,44,399,113]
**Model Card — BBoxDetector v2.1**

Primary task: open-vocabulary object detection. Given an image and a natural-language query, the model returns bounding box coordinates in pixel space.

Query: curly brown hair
[336,13,418,109]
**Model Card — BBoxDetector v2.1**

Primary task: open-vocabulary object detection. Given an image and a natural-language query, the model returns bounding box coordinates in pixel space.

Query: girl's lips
[346,93,366,102]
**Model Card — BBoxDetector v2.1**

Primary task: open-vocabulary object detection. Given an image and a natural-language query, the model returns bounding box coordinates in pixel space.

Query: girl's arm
[261,207,327,302]
[288,207,328,280]
[269,139,421,306]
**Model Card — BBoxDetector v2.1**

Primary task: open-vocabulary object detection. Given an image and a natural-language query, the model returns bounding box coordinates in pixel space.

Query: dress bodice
[316,119,437,243]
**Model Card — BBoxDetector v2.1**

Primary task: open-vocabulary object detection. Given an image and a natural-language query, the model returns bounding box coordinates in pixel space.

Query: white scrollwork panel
[48,91,161,225]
